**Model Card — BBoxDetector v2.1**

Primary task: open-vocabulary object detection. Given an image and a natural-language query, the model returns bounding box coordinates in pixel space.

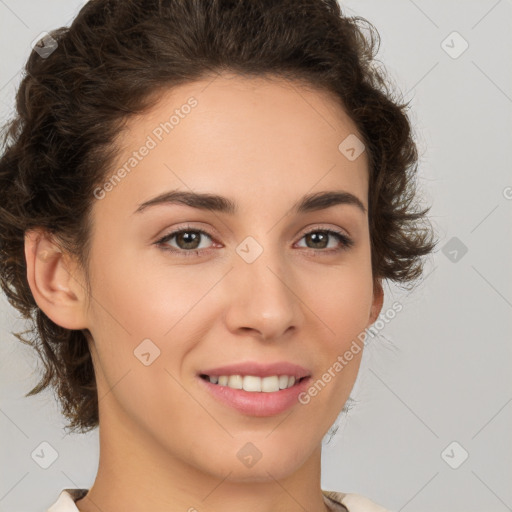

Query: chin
[215,460,300,484]
[200,442,311,483]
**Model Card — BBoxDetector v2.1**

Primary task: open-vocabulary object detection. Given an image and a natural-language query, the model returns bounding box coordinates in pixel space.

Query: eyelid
[155,222,354,256]
[299,223,351,239]
[155,223,218,246]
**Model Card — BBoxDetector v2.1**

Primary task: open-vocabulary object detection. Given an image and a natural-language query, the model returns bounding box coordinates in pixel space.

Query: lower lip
[197,376,311,416]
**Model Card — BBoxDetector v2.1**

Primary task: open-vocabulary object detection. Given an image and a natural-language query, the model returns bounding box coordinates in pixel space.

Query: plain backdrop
[0,1,511,511]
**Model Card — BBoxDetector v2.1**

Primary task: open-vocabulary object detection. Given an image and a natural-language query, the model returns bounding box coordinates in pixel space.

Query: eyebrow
[134,189,367,216]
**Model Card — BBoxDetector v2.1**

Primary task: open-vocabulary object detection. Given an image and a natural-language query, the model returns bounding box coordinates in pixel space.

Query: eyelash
[155,224,354,258]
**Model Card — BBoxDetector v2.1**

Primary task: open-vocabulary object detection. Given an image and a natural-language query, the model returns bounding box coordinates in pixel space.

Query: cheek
[84,248,225,408]
[302,265,373,402]
[305,257,374,341]
[88,243,223,339]
[331,277,373,333]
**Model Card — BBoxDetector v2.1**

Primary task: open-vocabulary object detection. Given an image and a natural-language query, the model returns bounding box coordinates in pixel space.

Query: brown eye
[304,231,330,249]
[155,225,354,258]
[156,227,215,257]
[172,231,203,250]
[297,229,354,252]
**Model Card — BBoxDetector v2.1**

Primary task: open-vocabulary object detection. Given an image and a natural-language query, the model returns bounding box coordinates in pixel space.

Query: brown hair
[0,0,436,433]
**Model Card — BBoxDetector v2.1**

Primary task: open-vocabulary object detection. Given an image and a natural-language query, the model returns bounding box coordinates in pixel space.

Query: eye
[296,227,354,253]
[155,225,354,257]
[156,225,216,257]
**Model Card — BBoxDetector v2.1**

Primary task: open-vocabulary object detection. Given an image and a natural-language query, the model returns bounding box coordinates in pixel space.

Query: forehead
[98,73,369,218]
[116,72,366,157]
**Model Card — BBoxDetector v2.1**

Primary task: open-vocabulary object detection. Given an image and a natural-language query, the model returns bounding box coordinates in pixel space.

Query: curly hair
[0,0,436,433]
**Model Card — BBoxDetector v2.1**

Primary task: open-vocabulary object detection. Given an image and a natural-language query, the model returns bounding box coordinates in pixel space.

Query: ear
[24,228,89,330]
[367,278,384,326]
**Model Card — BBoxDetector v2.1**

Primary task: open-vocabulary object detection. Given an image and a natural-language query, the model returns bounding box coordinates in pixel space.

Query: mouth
[196,360,312,415]
[197,363,312,417]
[199,373,310,392]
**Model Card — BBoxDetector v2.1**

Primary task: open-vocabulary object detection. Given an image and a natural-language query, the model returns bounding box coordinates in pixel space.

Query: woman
[0,1,436,511]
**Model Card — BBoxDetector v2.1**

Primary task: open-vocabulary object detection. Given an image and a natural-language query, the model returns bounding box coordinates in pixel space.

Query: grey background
[1,1,511,511]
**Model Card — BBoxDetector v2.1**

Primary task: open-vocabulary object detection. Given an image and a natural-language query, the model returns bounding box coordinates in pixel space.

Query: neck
[75,402,331,512]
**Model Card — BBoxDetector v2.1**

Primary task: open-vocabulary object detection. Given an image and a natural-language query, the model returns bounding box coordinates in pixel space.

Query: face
[73,73,382,481]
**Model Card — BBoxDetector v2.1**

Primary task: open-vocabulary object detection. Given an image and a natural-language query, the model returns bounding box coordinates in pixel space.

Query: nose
[223,245,303,342]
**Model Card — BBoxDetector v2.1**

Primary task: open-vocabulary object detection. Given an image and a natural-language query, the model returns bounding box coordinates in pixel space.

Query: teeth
[278,375,290,389]
[243,375,261,392]
[263,376,281,392]
[206,374,299,392]
[228,375,243,389]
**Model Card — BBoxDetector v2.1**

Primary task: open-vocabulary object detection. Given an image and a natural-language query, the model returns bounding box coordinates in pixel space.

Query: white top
[47,488,392,512]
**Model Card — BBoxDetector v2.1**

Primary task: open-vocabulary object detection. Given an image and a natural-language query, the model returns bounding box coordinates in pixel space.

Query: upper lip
[198,361,311,379]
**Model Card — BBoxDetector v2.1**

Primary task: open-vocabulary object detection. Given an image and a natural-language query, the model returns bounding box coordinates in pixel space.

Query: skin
[25,73,383,512]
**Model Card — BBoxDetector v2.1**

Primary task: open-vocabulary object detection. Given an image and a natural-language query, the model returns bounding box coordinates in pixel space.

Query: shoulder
[322,489,393,512]
[50,488,391,512]
[47,488,89,511]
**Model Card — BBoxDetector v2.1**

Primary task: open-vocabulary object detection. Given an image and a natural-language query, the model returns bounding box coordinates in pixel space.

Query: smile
[199,374,307,392]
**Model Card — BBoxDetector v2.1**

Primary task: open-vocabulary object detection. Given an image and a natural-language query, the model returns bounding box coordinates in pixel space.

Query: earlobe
[368,279,384,325]
[24,228,88,330]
